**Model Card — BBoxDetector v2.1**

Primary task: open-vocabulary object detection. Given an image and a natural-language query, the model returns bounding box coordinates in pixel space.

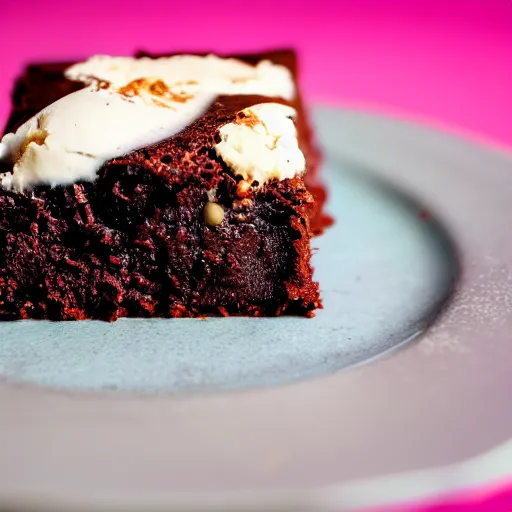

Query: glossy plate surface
[1,108,511,511]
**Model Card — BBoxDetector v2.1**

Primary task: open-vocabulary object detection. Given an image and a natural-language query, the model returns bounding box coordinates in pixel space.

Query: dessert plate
[1,107,512,511]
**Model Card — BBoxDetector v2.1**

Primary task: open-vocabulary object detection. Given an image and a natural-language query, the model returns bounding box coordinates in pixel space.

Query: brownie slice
[0,51,324,321]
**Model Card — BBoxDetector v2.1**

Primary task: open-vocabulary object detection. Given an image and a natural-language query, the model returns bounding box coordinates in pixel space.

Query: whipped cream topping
[0,85,214,191]
[214,103,306,185]
[0,55,296,192]
[66,55,296,101]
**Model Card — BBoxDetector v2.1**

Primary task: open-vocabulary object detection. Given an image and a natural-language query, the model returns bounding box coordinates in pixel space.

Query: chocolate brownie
[0,51,327,321]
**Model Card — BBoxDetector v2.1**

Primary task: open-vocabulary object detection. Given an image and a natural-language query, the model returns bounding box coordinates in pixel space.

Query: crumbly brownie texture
[4,50,332,235]
[0,51,325,321]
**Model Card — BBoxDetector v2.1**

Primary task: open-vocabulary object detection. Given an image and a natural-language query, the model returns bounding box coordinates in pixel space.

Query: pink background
[1,0,512,150]
[1,0,512,510]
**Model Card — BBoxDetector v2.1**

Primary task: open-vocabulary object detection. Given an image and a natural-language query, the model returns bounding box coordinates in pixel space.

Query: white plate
[1,107,512,511]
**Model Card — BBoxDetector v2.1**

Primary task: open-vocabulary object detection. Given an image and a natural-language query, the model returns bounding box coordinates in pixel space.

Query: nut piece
[204,202,224,227]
